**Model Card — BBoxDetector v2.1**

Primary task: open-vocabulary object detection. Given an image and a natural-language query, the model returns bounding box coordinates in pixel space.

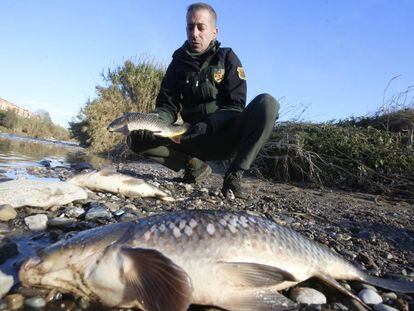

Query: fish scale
[107,112,189,138]
[20,210,414,311]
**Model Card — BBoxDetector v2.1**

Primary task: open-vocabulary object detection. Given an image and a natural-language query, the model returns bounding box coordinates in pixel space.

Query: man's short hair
[187,3,217,27]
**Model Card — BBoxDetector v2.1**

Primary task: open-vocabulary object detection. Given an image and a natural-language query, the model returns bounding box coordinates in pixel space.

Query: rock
[0,271,13,298]
[290,287,327,305]
[25,297,46,308]
[184,184,193,192]
[0,205,16,221]
[0,223,10,235]
[106,202,120,212]
[85,206,111,220]
[381,292,397,301]
[226,189,235,201]
[4,294,24,310]
[70,162,93,171]
[48,217,74,228]
[24,214,48,231]
[119,213,136,222]
[39,160,51,168]
[358,289,383,305]
[86,191,100,200]
[0,180,88,208]
[373,304,399,311]
[65,207,85,218]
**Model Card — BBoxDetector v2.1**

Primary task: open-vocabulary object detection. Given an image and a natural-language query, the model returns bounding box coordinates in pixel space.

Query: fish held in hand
[19,210,414,311]
[107,112,189,143]
[67,167,174,202]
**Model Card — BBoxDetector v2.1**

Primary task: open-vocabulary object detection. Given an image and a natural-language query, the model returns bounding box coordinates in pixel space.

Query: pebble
[24,214,48,231]
[48,217,74,227]
[0,300,7,310]
[381,292,397,301]
[65,206,85,218]
[184,184,193,192]
[289,287,327,305]
[226,189,235,201]
[85,206,111,220]
[0,205,17,221]
[105,202,120,212]
[4,294,24,310]
[0,271,13,299]
[358,289,383,305]
[119,213,136,222]
[373,304,399,311]
[25,297,46,308]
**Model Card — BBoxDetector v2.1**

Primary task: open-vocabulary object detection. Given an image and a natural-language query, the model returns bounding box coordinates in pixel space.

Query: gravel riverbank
[0,160,413,310]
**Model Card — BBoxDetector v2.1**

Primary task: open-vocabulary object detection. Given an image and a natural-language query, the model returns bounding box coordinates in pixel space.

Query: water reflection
[0,133,111,181]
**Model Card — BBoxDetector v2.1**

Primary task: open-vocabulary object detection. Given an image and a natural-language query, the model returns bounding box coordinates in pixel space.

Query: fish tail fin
[361,273,414,293]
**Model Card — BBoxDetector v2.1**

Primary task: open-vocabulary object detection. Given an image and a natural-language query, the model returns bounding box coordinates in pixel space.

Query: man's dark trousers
[133,94,279,172]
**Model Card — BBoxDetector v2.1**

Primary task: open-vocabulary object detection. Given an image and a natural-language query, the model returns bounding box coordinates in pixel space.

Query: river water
[0,133,109,181]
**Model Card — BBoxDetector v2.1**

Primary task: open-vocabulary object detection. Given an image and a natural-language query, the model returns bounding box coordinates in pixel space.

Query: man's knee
[250,93,280,119]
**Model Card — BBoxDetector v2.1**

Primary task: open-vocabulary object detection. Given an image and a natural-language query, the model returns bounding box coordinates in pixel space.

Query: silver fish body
[107,112,189,139]
[19,210,414,311]
[67,168,174,202]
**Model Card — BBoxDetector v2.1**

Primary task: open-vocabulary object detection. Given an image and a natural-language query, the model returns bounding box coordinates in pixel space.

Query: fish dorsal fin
[217,262,297,287]
[120,247,193,311]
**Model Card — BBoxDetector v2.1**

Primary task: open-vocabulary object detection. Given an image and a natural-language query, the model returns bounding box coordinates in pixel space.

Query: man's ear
[213,27,218,40]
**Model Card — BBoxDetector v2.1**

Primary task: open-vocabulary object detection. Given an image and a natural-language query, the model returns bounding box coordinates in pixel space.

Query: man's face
[186,9,218,53]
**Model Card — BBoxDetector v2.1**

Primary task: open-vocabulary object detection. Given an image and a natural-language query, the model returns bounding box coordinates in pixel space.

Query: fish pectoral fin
[217,262,297,287]
[220,287,298,311]
[315,273,367,308]
[170,135,181,144]
[120,247,193,311]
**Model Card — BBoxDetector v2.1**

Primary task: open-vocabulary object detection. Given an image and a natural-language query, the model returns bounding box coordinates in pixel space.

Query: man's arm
[207,49,247,133]
[154,61,181,124]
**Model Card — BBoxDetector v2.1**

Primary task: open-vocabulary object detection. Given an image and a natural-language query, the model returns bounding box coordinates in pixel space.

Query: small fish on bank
[107,112,189,143]
[19,210,414,311]
[67,167,174,202]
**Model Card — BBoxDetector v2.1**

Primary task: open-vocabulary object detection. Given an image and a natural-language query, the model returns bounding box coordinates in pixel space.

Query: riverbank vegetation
[0,109,70,141]
[69,58,165,152]
[69,58,414,200]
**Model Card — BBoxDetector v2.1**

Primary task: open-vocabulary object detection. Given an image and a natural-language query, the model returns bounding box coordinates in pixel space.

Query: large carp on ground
[107,112,189,143]
[19,210,414,311]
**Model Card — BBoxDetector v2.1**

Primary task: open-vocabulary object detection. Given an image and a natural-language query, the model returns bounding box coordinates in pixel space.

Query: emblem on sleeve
[213,69,225,83]
[237,67,246,80]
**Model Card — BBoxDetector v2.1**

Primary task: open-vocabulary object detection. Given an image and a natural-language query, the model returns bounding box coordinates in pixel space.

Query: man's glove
[181,122,212,141]
[127,130,157,153]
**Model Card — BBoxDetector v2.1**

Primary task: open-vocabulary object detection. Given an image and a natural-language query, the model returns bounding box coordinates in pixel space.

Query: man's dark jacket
[155,41,247,134]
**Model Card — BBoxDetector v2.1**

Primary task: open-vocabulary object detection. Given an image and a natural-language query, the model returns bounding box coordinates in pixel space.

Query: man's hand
[181,122,212,141]
[127,130,157,152]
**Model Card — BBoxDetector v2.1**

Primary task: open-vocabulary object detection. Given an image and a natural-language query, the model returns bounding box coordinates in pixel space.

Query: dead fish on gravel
[107,112,189,143]
[19,210,414,311]
[67,168,174,202]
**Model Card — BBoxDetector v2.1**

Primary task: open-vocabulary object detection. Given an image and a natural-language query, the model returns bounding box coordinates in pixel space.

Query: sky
[0,0,413,127]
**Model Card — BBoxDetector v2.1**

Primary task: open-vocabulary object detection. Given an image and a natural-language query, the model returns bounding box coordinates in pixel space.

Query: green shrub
[69,58,165,152]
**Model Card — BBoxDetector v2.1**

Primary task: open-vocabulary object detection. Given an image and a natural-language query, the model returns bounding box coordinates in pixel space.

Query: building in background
[0,97,35,118]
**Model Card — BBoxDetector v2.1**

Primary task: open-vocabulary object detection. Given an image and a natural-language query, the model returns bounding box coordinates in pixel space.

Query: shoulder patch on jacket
[237,67,246,80]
